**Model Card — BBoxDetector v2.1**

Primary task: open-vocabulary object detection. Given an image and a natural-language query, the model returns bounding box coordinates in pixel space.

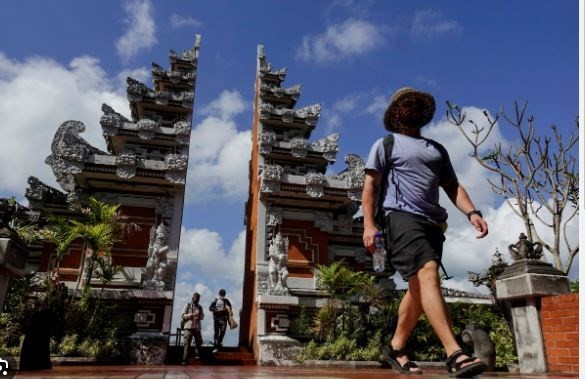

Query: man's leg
[388,279,423,372]
[194,330,202,358]
[416,260,481,367]
[182,329,193,363]
[217,317,227,346]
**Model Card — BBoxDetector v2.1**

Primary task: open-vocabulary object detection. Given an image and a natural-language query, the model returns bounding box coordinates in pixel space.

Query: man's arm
[442,180,488,238]
[362,169,382,252]
[182,303,191,320]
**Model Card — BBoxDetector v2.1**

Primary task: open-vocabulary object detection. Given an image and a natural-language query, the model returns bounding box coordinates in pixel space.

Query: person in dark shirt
[208,289,232,353]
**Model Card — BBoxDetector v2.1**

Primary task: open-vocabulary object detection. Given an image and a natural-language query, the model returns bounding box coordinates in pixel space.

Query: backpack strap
[375,134,395,228]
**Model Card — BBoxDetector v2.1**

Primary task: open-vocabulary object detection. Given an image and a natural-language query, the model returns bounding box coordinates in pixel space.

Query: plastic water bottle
[373,231,386,272]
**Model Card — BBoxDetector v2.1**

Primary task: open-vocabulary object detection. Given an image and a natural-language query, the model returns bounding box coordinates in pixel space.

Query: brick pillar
[540,294,579,374]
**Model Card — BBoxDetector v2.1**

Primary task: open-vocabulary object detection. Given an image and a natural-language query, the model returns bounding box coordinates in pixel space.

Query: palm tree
[40,216,77,274]
[71,197,120,299]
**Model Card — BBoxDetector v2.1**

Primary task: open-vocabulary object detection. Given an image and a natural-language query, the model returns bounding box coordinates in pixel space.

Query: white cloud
[169,14,203,29]
[116,0,157,63]
[0,52,129,199]
[411,9,461,39]
[186,90,251,203]
[116,66,150,92]
[365,95,388,116]
[296,19,384,64]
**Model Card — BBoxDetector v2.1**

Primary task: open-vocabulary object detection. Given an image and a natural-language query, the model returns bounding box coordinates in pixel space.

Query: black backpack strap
[375,134,395,229]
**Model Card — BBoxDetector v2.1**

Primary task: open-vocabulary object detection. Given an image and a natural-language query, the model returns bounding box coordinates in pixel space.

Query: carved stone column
[495,233,570,374]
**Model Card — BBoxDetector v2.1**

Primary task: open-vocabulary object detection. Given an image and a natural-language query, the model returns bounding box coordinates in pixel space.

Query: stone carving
[281,109,295,123]
[127,77,152,103]
[164,154,188,184]
[314,212,334,232]
[268,233,289,295]
[173,120,191,145]
[296,104,321,126]
[152,63,195,83]
[260,83,301,100]
[169,35,200,63]
[45,120,108,192]
[331,154,365,201]
[289,137,308,158]
[305,172,326,198]
[492,248,505,266]
[311,133,339,162]
[258,48,287,80]
[462,323,496,372]
[25,176,67,208]
[142,223,169,290]
[155,198,174,220]
[266,208,283,227]
[508,233,543,261]
[259,130,277,154]
[100,104,130,136]
[261,165,283,193]
[115,153,138,179]
[258,103,274,121]
[137,118,158,140]
[337,215,353,234]
[155,91,170,106]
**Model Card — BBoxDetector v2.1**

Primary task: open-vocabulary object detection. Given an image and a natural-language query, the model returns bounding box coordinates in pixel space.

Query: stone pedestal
[257,294,300,365]
[495,259,569,374]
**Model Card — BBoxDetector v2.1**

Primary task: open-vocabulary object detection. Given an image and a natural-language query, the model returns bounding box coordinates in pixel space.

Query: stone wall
[540,293,579,373]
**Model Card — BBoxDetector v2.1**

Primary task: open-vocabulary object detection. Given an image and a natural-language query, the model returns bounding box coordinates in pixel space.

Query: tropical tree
[446,101,579,273]
[40,216,77,274]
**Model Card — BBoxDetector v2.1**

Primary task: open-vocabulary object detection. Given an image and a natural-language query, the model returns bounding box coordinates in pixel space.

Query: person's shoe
[212,347,219,354]
[446,350,487,378]
[181,361,187,365]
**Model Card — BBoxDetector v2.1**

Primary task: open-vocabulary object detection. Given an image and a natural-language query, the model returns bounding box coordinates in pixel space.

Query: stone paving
[13,365,579,379]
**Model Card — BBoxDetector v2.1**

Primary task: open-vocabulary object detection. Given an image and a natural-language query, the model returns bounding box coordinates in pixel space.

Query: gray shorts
[385,211,445,280]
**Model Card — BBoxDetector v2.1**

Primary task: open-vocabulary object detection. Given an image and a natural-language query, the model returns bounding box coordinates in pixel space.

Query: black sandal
[382,345,423,375]
[446,350,487,378]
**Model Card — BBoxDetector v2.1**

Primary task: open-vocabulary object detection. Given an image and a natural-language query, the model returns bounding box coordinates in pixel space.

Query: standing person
[181,292,204,365]
[362,87,489,377]
[209,289,232,353]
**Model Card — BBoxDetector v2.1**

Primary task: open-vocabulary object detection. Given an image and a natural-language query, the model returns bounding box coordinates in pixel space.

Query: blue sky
[0,1,581,346]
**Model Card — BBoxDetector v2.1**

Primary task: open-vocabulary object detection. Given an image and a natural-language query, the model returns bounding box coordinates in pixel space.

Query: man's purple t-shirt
[365,134,457,223]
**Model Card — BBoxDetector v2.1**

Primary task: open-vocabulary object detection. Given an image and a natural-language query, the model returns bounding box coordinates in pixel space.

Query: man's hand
[470,214,488,238]
[363,225,380,254]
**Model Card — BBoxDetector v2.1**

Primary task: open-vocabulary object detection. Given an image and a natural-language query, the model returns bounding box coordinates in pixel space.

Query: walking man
[362,87,488,377]
[209,289,233,353]
[181,292,204,365]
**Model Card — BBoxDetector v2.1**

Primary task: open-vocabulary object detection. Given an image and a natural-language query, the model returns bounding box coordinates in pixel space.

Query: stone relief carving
[268,233,289,295]
[100,103,130,136]
[155,198,174,220]
[115,153,138,179]
[256,271,270,296]
[45,120,108,193]
[311,133,339,162]
[261,164,283,193]
[305,172,326,198]
[260,83,301,100]
[173,121,191,145]
[289,137,308,158]
[266,208,283,227]
[508,233,543,261]
[164,154,188,184]
[296,104,321,126]
[127,77,152,103]
[152,62,195,83]
[25,176,68,208]
[142,222,169,290]
[258,102,274,121]
[331,154,365,201]
[281,109,295,123]
[258,50,287,80]
[259,130,277,155]
[314,212,334,232]
[337,215,353,234]
[137,118,158,140]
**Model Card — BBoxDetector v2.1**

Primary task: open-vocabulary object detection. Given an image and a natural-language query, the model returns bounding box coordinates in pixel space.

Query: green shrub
[58,334,79,356]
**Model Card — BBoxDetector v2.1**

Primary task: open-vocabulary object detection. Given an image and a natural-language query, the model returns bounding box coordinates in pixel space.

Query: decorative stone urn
[495,233,570,374]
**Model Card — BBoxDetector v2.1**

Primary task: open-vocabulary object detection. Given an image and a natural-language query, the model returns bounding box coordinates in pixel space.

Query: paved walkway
[14,365,578,378]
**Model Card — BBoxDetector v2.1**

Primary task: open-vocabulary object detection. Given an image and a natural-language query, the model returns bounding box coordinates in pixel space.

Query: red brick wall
[540,293,579,373]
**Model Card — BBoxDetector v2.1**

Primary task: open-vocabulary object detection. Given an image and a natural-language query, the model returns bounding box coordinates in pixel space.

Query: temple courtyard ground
[14,365,578,378]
